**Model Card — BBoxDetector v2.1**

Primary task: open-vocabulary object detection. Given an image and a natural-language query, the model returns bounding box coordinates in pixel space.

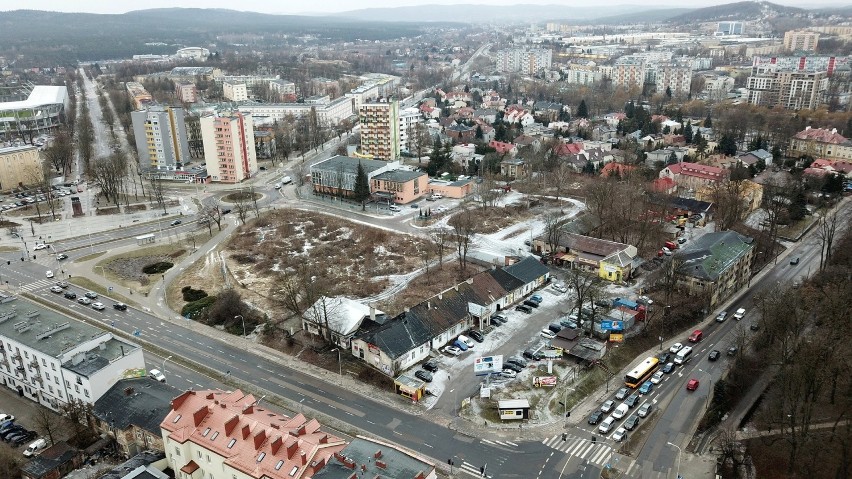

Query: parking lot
[0,383,69,454]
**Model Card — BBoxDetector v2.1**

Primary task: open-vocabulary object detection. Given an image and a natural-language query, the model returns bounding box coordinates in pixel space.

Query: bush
[181,296,216,319]
[181,286,208,302]
[142,261,173,274]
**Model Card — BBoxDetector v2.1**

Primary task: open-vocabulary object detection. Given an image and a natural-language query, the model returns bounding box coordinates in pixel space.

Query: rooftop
[312,437,435,479]
[0,85,67,112]
[93,378,179,434]
[302,297,384,337]
[311,155,389,176]
[0,144,38,155]
[793,127,850,145]
[372,169,426,183]
[676,231,754,281]
[99,451,168,479]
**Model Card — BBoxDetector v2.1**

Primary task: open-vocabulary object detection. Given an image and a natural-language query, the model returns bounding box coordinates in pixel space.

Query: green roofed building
[674,231,755,307]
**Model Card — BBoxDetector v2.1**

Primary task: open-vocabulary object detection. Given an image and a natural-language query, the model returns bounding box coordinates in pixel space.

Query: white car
[611,427,627,442]
[669,342,684,354]
[149,369,166,382]
[551,282,567,293]
[388,205,401,212]
[442,345,462,356]
[50,285,63,293]
[45,270,54,278]
[457,335,475,349]
[734,308,746,320]
[34,243,49,250]
[597,417,615,434]
[650,370,665,384]
[540,329,557,339]
[0,413,14,422]
[91,302,105,311]
[501,369,517,379]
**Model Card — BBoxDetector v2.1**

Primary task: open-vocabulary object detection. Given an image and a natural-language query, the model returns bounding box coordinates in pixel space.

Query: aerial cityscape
[0,1,850,478]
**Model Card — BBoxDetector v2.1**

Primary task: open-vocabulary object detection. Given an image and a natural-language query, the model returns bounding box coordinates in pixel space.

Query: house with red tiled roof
[604,112,626,128]
[807,158,852,178]
[553,141,583,157]
[660,162,729,192]
[161,390,346,479]
[600,162,636,178]
[652,177,677,194]
[489,140,517,156]
[788,127,852,161]
[418,104,440,119]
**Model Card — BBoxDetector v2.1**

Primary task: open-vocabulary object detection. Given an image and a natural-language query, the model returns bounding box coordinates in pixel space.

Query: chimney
[369,306,376,321]
[286,440,299,459]
[124,387,134,396]
[376,460,387,469]
[832,128,838,134]
[805,126,811,130]
[374,450,382,459]
[301,451,307,465]
[253,430,267,450]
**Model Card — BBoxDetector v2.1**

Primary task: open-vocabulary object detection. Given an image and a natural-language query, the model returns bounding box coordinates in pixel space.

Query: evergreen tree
[694,130,707,157]
[625,101,635,119]
[684,123,693,144]
[577,99,589,118]
[475,125,484,140]
[665,86,672,99]
[353,161,371,211]
[667,151,679,165]
[719,134,737,156]
[704,113,712,128]
[663,125,671,135]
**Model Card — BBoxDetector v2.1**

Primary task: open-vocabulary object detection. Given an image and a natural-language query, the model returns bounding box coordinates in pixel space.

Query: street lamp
[162,355,173,373]
[666,442,682,479]
[235,315,246,337]
[330,348,342,376]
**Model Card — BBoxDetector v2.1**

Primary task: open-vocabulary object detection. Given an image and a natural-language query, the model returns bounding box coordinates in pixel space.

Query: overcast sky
[1,0,846,15]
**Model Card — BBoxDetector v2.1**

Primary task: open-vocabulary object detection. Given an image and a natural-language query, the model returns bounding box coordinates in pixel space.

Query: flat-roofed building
[131,106,191,172]
[0,85,69,136]
[784,30,820,52]
[174,81,198,103]
[359,100,399,161]
[200,111,257,183]
[223,81,248,102]
[125,81,153,109]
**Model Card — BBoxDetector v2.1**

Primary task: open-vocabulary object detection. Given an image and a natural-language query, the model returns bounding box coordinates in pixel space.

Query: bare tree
[564,267,604,335]
[549,163,573,213]
[449,208,477,271]
[0,446,22,478]
[32,406,61,446]
[149,176,167,215]
[232,192,252,225]
[542,211,564,254]
[475,173,501,210]
[815,210,839,271]
[43,128,74,175]
[90,151,128,207]
[430,226,452,270]
[200,202,224,233]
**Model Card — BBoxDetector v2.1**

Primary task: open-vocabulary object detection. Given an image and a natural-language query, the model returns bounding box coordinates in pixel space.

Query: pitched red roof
[667,162,727,181]
[652,177,676,192]
[600,163,636,177]
[553,142,583,156]
[794,127,850,145]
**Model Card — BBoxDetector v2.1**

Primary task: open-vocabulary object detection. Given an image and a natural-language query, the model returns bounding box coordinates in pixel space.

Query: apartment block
[746,66,828,110]
[752,56,840,76]
[653,64,693,95]
[125,81,153,109]
[268,79,296,101]
[784,30,820,52]
[562,65,602,85]
[161,389,347,479]
[398,107,422,154]
[200,111,257,183]
[609,60,646,90]
[495,48,552,74]
[675,231,754,307]
[359,100,400,161]
[716,21,744,35]
[174,81,198,103]
[131,106,192,172]
[238,96,354,126]
[0,145,42,192]
[223,81,248,102]
[0,295,145,411]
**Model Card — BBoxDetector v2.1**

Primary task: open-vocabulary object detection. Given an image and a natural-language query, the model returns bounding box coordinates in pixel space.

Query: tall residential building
[398,107,422,154]
[752,56,840,76]
[609,60,646,90]
[125,81,153,109]
[131,106,192,172]
[653,64,693,95]
[223,81,248,102]
[0,145,43,191]
[716,21,744,35]
[174,81,198,103]
[746,66,828,110]
[359,100,399,161]
[783,30,820,52]
[160,389,347,479]
[495,48,552,74]
[200,111,257,183]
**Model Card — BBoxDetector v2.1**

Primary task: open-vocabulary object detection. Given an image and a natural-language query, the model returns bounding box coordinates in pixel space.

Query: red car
[686,379,700,391]
[688,330,703,343]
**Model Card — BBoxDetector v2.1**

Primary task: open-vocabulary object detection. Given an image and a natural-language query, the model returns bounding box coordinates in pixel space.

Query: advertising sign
[542,348,562,359]
[533,376,557,387]
[474,355,504,376]
[600,320,624,331]
[609,333,624,343]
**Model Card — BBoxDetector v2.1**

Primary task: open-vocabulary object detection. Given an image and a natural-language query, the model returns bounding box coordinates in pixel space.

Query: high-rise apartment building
[746,66,828,110]
[495,48,552,74]
[752,56,840,76]
[398,107,422,154]
[783,30,820,52]
[131,106,192,172]
[174,81,198,103]
[201,111,257,183]
[609,60,646,90]
[359,100,399,161]
[716,21,744,35]
[653,64,693,95]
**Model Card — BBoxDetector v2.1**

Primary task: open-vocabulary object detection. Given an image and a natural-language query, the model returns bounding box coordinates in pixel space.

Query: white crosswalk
[19,279,55,292]
[457,461,490,477]
[542,434,615,467]
[480,438,519,448]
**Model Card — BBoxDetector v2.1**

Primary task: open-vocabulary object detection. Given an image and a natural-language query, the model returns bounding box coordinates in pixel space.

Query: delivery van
[23,438,46,457]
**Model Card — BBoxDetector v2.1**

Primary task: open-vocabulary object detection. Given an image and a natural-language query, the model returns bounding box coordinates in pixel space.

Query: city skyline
[1,0,847,15]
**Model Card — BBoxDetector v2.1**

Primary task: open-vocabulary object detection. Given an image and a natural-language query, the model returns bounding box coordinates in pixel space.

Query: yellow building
[0,145,42,192]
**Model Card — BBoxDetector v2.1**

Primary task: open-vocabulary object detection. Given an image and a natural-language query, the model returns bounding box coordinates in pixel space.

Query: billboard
[600,320,624,331]
[474,355,504,376]
[533,376,557,387]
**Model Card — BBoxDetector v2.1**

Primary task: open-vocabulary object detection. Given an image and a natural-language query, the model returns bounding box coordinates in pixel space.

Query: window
[173,414,182,423]
[275,460,284,471]
[197,451,202,459]
[289,466,299,476]
[84,389,89,397]
[256,452,266,463]
[202,427,210,437]
[174,446,181,456]
[227,438,235,448]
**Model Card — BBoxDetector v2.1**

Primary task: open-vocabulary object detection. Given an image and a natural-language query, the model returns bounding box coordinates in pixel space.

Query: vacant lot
[95,241,194,294]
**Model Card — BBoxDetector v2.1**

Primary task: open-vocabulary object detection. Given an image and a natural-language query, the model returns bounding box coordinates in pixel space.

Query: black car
[11,431,36,446]
[490,317,503,327]
[1,426,24,441]
[507,357,528,368]
[708,350,721,361]
[515,305,532,314]
[469,330,485,343]
[587,410,603,425]
[221,208,232,214]
[750,322,760,331]
[113,303,128,311]
[623,415,640,431]
[661,362,675,374]
[422,360,439,372]
[657,352,672,363]
[625,393,640,408]
[548,323,562,334]
[522,300,540,309]
[522,349,542,361]
[170,220,182,226]
[503,362,523,373]
[790,257,800,265]
[63,291,77,300]
[414,370,433,382]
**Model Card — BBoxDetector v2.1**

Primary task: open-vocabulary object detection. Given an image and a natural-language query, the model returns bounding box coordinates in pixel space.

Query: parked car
[0,414,14,423]
[507,357,528,368]
[548,323,562,334]
[551,283,567,293]
[522,349,543,361]
[469,330,485,343]
[113,303,128,311]
[588,410,603,425]
[600,400,615,413]
[750,322,760,331]
[708,350,721,361]
[1,426,25,441]
[522,300,540,309]
[503,362,523,373]
[490,316,504,327]
[457,335,475,349]
[530,293,543,303]
[686,378,700,391]
[623,415,640,431]
[625,393,640,407]
[615,387,629,400]
[560,319,578,329]
[149,369,166,383]
[23,438,47,457]
[715,311,728,322]
[414,370,433,382]
[650,371,665,384]
[733,308,746,320]
[639,381,654,395]
[611,427,627,442]
[727,346,738,356]
[491,313,507,322]
[422,360,439,372]
[637,403,652,418]
[657,352,672,363]
[540,329,557,339]
[515,305,532,314]
[34,243,49,250]
[442,345,462,356]
[501,369,517,379]
[452,339,469,351]
[669,342,683,353]
[662,362,676,374]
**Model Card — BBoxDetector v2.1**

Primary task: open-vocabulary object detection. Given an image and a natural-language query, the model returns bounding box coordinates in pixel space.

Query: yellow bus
[625,357,660,388]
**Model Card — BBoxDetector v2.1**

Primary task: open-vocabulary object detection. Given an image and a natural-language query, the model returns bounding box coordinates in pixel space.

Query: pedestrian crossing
[542,433,614,467]
[480,438,519,448]
[20,279,55,292]
[456,461,491,478]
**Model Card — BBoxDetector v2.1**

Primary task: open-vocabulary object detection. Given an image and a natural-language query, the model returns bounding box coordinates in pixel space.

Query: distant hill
[666,1,805,23]
[586,8,695,25]
[332,3,680,23]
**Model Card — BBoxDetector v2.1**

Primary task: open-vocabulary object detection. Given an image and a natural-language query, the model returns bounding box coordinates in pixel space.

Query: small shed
[394,374,426,402]
[498,399,531,420]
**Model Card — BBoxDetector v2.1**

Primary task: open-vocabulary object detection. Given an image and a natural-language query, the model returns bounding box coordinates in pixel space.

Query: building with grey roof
[310,156,402,198]
[675,231,755,307]
[0,85,69,136]
[99,451,169,479]
[313,437,436,479]
[21,441,83,479]
[0,295,144,411]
